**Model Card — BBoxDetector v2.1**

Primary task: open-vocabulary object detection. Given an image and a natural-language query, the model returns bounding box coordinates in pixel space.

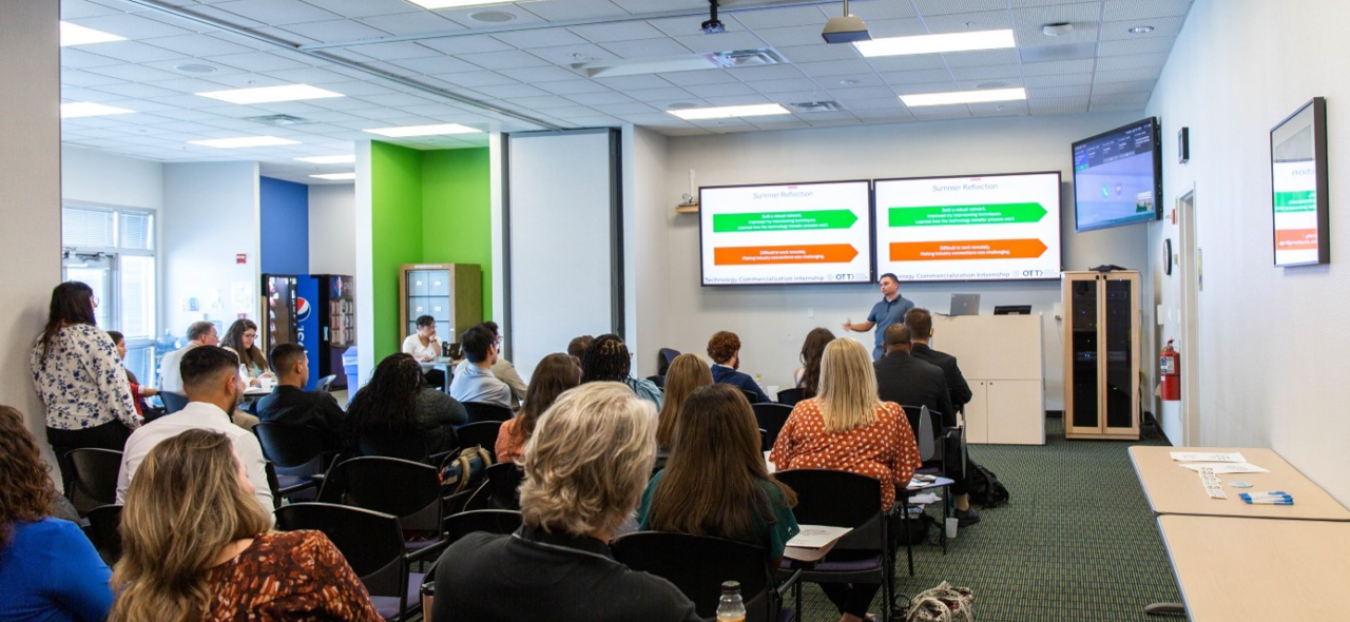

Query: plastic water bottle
[716,581,746,622]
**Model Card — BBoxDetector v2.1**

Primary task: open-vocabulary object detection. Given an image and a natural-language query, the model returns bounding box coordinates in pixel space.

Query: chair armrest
[429,449,456,464]
[278,479,317,496]
[774,568,802,599]
[406,538,451,564]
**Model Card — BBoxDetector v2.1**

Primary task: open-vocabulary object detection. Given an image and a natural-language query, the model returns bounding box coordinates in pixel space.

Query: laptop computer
[949,293,980,316]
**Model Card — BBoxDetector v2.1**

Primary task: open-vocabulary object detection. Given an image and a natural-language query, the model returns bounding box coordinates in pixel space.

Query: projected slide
[875,173,1061,282]
[700,181,872,286]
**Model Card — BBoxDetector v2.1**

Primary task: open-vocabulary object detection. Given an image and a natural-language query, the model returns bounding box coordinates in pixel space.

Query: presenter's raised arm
[843,319,875,333]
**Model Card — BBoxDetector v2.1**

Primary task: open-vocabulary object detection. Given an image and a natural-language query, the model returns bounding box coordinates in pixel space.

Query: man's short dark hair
[884,324,911,346]
[461,326,495,363]
[879,273,898,285]
[187,321,216,341]
[181,346,239,393]
[481,321,499,337]
[905,307,933,340]
[567,335,593,360]
[269,343,306,374]
[416,315,435,329]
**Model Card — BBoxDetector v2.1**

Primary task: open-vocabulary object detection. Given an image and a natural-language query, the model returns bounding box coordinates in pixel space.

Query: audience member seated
[403,314,445,388]
[116,346,272,513]
[496,353,579,464]
[346,353,467,456]
[0,405,113,622]
[770,338,921,622]
[449,326,514,409]
[655,353,713,456]
[581,334,663,408]
[706,331,770,403]
[431,382,700,622]
[111,429,381,622]
[639,385,799,565]
[873,325,954,421]
[220,319,274,387]
[109,330,158,419]
[255,343,345,452]
[158,320,218,395]
[794,327,836,399]
[458,321,528,406]
[566,334,594,366]
[30,281,139,492]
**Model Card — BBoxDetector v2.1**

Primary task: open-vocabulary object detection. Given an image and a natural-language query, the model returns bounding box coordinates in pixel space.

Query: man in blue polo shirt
[843,273,914,360]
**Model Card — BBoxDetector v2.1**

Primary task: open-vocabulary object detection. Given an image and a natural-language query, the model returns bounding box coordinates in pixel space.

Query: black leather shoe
[955,507,981,527]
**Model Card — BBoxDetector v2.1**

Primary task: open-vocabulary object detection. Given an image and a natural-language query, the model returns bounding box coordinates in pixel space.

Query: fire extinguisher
[1160,339,1181,401]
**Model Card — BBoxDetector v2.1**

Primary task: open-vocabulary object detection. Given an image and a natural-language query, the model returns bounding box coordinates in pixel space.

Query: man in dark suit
[255,343,345,452]
[874,324,954,427]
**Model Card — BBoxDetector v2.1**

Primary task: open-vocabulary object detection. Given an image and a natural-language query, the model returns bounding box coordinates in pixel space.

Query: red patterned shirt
[202,530,382,622]
[769,399,921,511]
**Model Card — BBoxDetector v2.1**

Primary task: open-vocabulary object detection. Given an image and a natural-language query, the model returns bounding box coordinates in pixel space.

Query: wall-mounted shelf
[674,203,699,214]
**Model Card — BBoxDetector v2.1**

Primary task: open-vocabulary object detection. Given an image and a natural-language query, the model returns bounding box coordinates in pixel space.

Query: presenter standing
[843,273,914,361]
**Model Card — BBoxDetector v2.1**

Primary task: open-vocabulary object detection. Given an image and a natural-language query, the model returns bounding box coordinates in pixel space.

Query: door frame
[1177,187,1201,446]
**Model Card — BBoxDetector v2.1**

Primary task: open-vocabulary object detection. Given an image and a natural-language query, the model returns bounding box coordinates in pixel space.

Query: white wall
[624,125,671,378]
[308,183,355,275]
[657,114,1153,407]
[1145,0,1350,503]
[0,0,61,471]
[61,147,163,210]
[161,162,260,337]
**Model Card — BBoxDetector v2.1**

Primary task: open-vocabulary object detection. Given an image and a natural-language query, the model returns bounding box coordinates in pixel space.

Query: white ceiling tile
[354,41,443,61]
[594,75,677,90]
[892,81,962,95]
[592,102,660,115]
[528,43,622,64]
[796,59,875,77]
[949,64,1023,80]
[386,55,482,75]
[863,18,928,38]
[61,87,127,103]
[683,81,758,97]
[357,12,466,36]
[968,100,1029,117]
[460,49,552,70]
[501,95,579,109]
[426,72,520,88]
[66,13,195,39]
[61,70,127,88]
[1095,52,1168,71]
[61,0,126,20]
[911,0,1009,17]
[836,96,905,110]
[923,10,1013,33]
[474,83,551,98]
[847,0,919,19]
[280,19,392,42]
[138,33,258,57]
[565,91,637,105]
[675,31,767,55]
[1021,58,1095,75]
[491,28,592,49]
[1097,36,1175,56]
[614,113,693,126]
[731,6,829,30]
[942,48,1022,67]
[206,51,312,72]
[907,106,973,120]
[568,21,666,43]
[755,25,829,48]
[1100,16,1185,40]
[600,38,693,59]
[354,92,440,107]
[1028,84,1092,98]
[517,0,630,22]
[82,63,183,83]
[623,86,694,101]
[762,90,824,104]
[656,70,739,86]
[434,6,548,29]
[90,82,185,98]
[148,108,230,122]
[749,78,822,94]
[776,43,861,63]
[1014,21,1101,48]
[864,54,947,72]
[726,64,806,81]
[496,66,586,83]
[1102,0,1193,21]
[1012,2,1104,28]
[74,41,186,64]
[1093,67,1159,83]
[827,85,897,100]
[142,77,241,94]
[209,0,340,25]
[852,109,916,121]
[877,68,954,84]
[660,127,714,136]
[536,79,617,94]
[1091,79,1155,94]
[301,0,422,19]
[1024,72,1093,87]
[1090,99,1147,112]
[647,15,747,37]
[701,94,772,106]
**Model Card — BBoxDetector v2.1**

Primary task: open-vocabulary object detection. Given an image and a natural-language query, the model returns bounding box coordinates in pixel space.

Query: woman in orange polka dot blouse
[770,337,920,622]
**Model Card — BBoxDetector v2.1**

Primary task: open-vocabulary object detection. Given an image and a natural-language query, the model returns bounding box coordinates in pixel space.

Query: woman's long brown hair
[110,429,271,622]
[798,327,835,398]
[0,406,57,556]
[515,353,581,442]
[656,353,713,449]
[647,385,796,543]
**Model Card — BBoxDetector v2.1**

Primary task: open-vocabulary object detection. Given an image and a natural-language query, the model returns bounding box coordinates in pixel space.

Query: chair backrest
[254,422,326,470]
[332,457,443,532]
[775,387,806,407]
[611,532,773,620]
[646,375,666,389]
[462,401,514,424]
[273,502,406,597]
[658,348,681,376]
[751,403,793,450]
[85,504,123,565]
[774,469,884,554]
[483,462,524,510]
[456,421,502,459]
[444,509,523,545]
[67,448,123,516]
[917,405,936,461]
[160,391,189,414]
[900,405,944,440]
[317,374,337,392]
[357,431,435,463]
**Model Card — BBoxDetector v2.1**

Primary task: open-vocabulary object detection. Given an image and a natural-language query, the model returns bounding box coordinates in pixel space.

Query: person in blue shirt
[0,405,113,622]
[580,334,663,408]
[843,273,915,361]
[707,331,770,403]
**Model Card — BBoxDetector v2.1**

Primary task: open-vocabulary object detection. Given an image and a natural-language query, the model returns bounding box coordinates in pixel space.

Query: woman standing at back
[30,281,139,489]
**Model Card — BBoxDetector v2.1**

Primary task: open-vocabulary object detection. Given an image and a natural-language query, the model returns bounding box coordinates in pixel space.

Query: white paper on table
[1178,462,1270,474]
[908,492,940,505]
[763,451,775,474]
[1170,451,1246,463]
[787,525,852,549]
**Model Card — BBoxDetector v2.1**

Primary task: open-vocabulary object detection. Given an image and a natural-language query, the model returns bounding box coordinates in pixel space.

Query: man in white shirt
[117,345,272,515]
[403,315,447,390]
[449,325,513,408]
[157,320,218,394]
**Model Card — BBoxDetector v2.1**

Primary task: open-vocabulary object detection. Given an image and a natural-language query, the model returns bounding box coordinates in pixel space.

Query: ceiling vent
[469,10,516,23]
[788,100,845,113]
[1020,42,1098,63]
[244,114,311,126]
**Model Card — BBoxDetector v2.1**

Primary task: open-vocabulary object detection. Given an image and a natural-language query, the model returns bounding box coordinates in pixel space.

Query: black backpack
[966,460,1010,508]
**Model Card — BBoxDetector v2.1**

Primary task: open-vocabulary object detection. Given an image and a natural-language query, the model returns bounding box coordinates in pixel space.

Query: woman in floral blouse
[30,281,139,490]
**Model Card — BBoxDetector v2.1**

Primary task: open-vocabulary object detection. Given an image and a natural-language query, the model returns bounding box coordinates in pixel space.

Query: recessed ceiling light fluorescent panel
[60,102,135,118]
[573,48,786,79]
[189,136,300,148]
[197,85,344,104]
[363,124,481,137]
[901,88,1026,107]
[311,173,356,180]
[668,104,791,120]
[59,22,126,46]
[855,29,1016,57]
[402,0,514,8]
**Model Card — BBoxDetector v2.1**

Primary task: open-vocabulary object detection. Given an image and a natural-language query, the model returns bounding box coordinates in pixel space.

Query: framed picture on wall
[1270,97,1329,267]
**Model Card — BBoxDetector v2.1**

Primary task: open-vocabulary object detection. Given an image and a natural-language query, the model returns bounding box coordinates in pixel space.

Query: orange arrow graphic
[1275,228,1319,250]
[890,238,1048,261]
[715,244,859,265]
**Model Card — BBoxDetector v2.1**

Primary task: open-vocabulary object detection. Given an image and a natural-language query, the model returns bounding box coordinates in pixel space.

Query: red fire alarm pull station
[237,253,247,264]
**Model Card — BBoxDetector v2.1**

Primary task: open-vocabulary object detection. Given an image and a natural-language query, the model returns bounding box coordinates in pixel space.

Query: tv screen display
[1071,117,1163,232]
[873,172,1062,282]
[699,180,873,286]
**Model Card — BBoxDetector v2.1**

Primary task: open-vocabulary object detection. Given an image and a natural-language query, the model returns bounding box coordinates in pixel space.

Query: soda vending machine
[295,274,357,390]
[260,274,298,359]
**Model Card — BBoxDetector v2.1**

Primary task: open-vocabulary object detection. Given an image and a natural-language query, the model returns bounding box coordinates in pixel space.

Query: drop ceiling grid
[57,0,1193,176]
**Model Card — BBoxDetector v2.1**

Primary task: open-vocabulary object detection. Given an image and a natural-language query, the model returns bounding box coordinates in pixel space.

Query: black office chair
[325,457,444,553]
[454,421,502,461]
[423,510,525,618]
[85,504,123,566]
[253,423,329,500]
[752,403,793,451]
[739,388,765,404]
[317,374,338,392]
[66,448,122,516]
[774,469,895,615]
[658,348,681,376]
[160,391,189,415]
[474,462,524,511]
[612,532,798,622]
[462,402,513,424]
[275,503,439,621]
[646,375,666,389]
[357,430,457,465]
[776,387,806,407]
[901,405,962,478]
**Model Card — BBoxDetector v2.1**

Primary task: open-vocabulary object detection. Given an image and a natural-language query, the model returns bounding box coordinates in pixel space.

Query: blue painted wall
[260,176,309,275]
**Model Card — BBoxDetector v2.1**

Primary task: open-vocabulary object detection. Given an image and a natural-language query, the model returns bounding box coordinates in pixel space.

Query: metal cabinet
[1063,270,1140,440]
[398,263,481,347]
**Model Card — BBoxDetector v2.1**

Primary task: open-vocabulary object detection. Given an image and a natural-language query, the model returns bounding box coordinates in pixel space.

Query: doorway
[1177,189,1201,445]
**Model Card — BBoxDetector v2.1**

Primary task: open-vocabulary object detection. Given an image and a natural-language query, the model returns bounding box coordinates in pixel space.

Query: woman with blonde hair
[495,352,581,464]
[111,429,380,622]
[655,353,713,452]
[770,338,920,622]
[432,382,700,622]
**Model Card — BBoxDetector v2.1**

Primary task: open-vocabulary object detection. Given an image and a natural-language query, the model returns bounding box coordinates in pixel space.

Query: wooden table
[1158,515,1350,621]
[1129,446,1350,521]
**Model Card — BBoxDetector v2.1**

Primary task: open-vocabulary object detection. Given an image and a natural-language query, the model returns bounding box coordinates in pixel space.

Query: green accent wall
[369,142,492,361]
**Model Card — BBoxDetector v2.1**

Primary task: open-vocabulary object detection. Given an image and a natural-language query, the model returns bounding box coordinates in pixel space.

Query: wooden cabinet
[932,314,1045,445]
[1063,270,1140,440]
[398,264,481,347]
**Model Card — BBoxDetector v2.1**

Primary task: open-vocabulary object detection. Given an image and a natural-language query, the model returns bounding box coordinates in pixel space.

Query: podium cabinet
[1063,270,1140,440]
[399,264,481,346]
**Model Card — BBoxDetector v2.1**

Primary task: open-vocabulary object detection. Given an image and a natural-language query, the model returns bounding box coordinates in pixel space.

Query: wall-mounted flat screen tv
[1071,117,1163,232]
[700,180,873,286]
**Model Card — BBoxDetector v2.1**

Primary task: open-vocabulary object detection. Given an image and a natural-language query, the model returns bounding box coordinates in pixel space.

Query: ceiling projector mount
[822,0,871,43]
[702,0,726,34]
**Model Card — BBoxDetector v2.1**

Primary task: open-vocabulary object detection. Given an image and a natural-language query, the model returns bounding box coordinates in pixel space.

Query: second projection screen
[874,172,1062,281]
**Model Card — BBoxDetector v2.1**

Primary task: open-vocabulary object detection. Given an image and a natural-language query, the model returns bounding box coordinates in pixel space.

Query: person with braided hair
[580,334,663,408]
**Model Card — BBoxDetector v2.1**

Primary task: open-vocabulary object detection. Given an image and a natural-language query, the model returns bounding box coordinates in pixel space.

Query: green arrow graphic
[1274,190,1316,213]
[713,209,859,233]
[889,203,1047,227]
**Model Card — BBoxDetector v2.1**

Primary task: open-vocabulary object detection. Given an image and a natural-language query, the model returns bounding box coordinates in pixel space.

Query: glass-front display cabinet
[1063,270,1140,440]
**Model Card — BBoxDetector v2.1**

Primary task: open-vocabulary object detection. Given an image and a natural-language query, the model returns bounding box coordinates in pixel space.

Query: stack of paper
[787,525,852,549]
